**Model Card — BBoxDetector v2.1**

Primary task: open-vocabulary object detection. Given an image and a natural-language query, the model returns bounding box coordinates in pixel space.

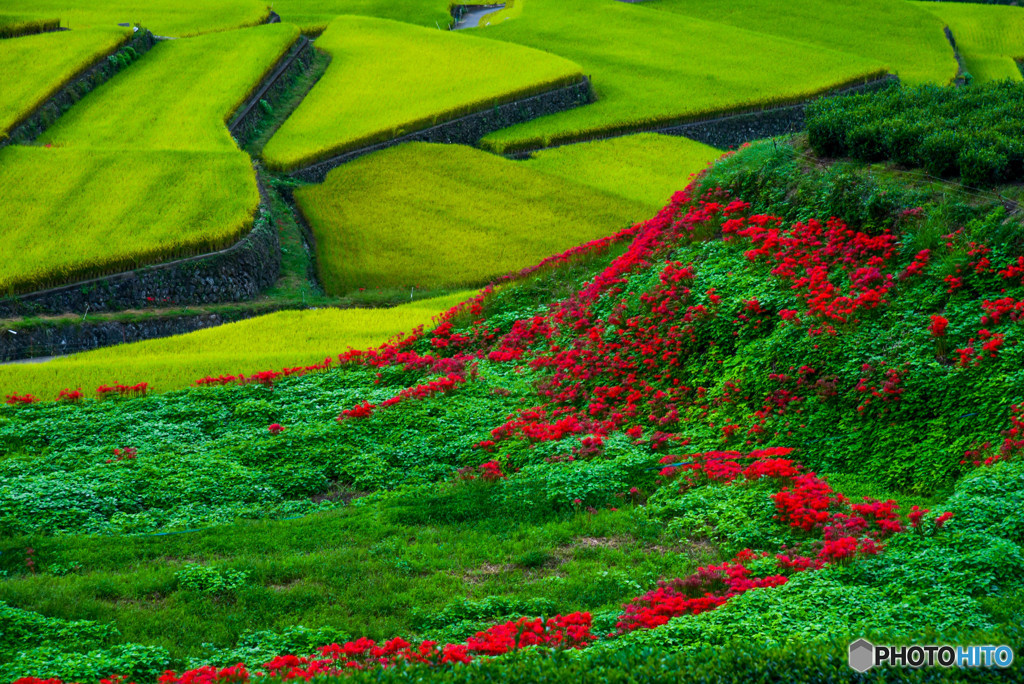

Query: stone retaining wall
[0,311,267,362]
[291,77,594,183]
[229,36,314,146]
[0,205,280,317]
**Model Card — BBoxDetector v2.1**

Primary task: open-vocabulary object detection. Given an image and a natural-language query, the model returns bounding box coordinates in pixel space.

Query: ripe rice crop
[0,146,258,294]
[0,27,128,138]
[0,291,474,400]
[522,133,722,210]
[651,0,957,86]
[40,23,299,152]
[0,14,60,38]
[268,0,454,33]
[915,1,1024,83]
[292,142,651,294]
[0,0,269,37]
[260,15,584,172]
[476,0,887,153]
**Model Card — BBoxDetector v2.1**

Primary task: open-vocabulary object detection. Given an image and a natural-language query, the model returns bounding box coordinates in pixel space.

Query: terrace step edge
[228,34,315,147]
[287,76,594,184]
[502,73,899,158]
[0,28,156,149]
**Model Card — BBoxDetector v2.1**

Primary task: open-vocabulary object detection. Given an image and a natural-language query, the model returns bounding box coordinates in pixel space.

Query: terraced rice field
[916,1,1024,83]
[40,23,299,151]
[0,0,269,37]
[0,14,60,38]
[260,15,584,172]
[0,147,259,294]
[0,291,473,399]
[0,24,301,294]
[268,0,453,33]
[522,133,721,209]
[651,0,957,85]
[476,0,888,153]
[293,142,651,294]
[0,27,128,138]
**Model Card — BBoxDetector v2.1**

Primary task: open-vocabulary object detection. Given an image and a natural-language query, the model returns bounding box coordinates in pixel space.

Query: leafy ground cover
[650,0,957,85]
[0,0,269,37]
[475,0,886,153]
[916,1,1024,83]
[260,15,583,172]
[0,27,128,139]
[521,133,721,210]
[0,291,472,400]
[1,138,1023,681]
[807,80,1024,187]
[292,143,650,294]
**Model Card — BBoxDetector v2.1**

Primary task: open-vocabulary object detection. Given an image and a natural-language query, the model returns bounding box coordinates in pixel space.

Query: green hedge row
[806,81,1024,187]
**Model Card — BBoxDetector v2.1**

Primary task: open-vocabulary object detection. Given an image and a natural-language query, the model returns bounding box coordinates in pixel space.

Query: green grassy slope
[1,140,1022,681]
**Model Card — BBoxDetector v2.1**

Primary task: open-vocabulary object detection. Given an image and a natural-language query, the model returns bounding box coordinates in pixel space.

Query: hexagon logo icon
[849,639,875,672]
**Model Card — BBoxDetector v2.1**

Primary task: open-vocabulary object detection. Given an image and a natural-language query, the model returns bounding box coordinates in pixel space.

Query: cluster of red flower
[96,383,149,400]
[148,613,594,683]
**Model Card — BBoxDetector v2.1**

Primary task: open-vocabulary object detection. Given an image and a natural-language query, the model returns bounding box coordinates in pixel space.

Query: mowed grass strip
[0,292,474,400]
[294,143,652,295]
[41,23,300,152]
[650,0,957,86]
[477,0,887,153]
[915,2,1024,83]
[0,0,269,37]
[0,146,258,294]
[269,0,454,33]
[0,27,128,137]
[523,133,722,210]
[260,15,584,171]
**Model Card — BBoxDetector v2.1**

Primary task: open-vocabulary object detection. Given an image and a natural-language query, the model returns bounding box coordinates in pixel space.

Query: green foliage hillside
[2,138,1023,682]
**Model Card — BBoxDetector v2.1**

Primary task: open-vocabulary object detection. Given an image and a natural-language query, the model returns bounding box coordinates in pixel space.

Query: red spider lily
[268,423,284,435]
[4,393,38,405]
[928,315,948,337]
[337,401,376,421]
[57,388,85,403]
